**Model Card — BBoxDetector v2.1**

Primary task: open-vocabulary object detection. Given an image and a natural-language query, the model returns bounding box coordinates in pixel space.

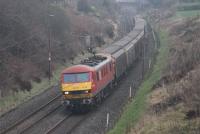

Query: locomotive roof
[80,55,107,67]
[81,54,112,70]
[62,65,95,74]
[62,54,111,74]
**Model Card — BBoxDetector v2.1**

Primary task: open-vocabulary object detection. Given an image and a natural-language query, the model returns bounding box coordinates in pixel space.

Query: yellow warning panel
[62,82,92,91]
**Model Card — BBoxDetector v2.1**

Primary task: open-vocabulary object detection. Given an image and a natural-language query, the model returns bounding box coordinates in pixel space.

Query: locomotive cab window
[63,74,76,83]
[63,73,89,83]
[77,73,89,82]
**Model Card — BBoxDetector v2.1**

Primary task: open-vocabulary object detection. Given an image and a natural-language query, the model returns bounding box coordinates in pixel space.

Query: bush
[15,77,32,92]
[165,17,200,116]
[49,6,70,37]
[105,24,114,38]
[77,0,91,13]
[177,4,200,11]
[95,35,105,46]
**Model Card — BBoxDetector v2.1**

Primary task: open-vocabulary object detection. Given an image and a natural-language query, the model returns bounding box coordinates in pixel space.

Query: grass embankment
[108,30,169,134]
[0,53,91,116]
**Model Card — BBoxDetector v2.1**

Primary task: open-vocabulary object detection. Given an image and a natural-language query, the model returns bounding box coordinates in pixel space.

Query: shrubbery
[77,0,91,13]
[177,3,200,11]
[0,0,119,97]
[163,17,200,117]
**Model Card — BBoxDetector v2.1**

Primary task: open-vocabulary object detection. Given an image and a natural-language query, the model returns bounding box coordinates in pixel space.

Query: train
[60,16,145,109]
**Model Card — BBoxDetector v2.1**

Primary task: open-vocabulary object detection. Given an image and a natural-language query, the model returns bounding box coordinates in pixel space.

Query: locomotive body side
[93,54,115,97]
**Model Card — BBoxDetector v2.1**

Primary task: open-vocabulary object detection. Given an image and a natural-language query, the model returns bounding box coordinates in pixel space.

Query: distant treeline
[177,2,200,11]
[179,0,200,3]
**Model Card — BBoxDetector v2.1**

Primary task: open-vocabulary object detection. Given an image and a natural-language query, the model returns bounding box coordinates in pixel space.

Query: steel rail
[65,115,90,134]
[1,94,62,134]
[44,113,72,134]
[20,105,63,134]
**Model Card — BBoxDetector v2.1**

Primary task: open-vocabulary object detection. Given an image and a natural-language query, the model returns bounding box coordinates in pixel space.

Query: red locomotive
[61,54,115,107]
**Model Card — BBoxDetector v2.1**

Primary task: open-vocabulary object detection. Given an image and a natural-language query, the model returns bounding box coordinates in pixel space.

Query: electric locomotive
[60,54,115,108]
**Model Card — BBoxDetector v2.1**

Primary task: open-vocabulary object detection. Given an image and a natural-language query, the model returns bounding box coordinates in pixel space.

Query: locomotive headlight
[84,90,89,93]
[64,91,69,95]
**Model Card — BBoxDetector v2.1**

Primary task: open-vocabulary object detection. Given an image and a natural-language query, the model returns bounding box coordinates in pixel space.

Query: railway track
[1,94,62,134]
[65,115,90,134]
[18,107,89,134]
[44,113,72,134]
[20,105,63,134]
[44,113,90,134]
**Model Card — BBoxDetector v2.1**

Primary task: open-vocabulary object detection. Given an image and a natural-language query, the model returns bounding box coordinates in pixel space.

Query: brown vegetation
[130,13,200,134]
[141,17,200,134]
[165,17,200,113]
[0,0,120,97]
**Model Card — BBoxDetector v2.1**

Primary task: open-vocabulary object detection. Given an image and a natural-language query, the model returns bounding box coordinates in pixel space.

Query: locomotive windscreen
[63,73,90,83]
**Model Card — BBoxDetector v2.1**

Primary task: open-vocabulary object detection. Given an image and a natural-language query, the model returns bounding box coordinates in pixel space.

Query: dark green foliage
[149,0,162,7]
[103,0,111,7]
[179,0,200,2]
[77,0,91,13]
[95,35,105,46]
[105,25,114,38]
[149,0,176,8]
[177,3,200,11]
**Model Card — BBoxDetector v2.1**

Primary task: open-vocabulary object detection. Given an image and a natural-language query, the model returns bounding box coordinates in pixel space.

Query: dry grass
[165,17,200,114]
[149,87,170,105]
[130,85,200,134]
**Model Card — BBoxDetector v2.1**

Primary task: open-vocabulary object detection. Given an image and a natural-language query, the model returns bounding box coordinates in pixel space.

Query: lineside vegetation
[108,29,170,134]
